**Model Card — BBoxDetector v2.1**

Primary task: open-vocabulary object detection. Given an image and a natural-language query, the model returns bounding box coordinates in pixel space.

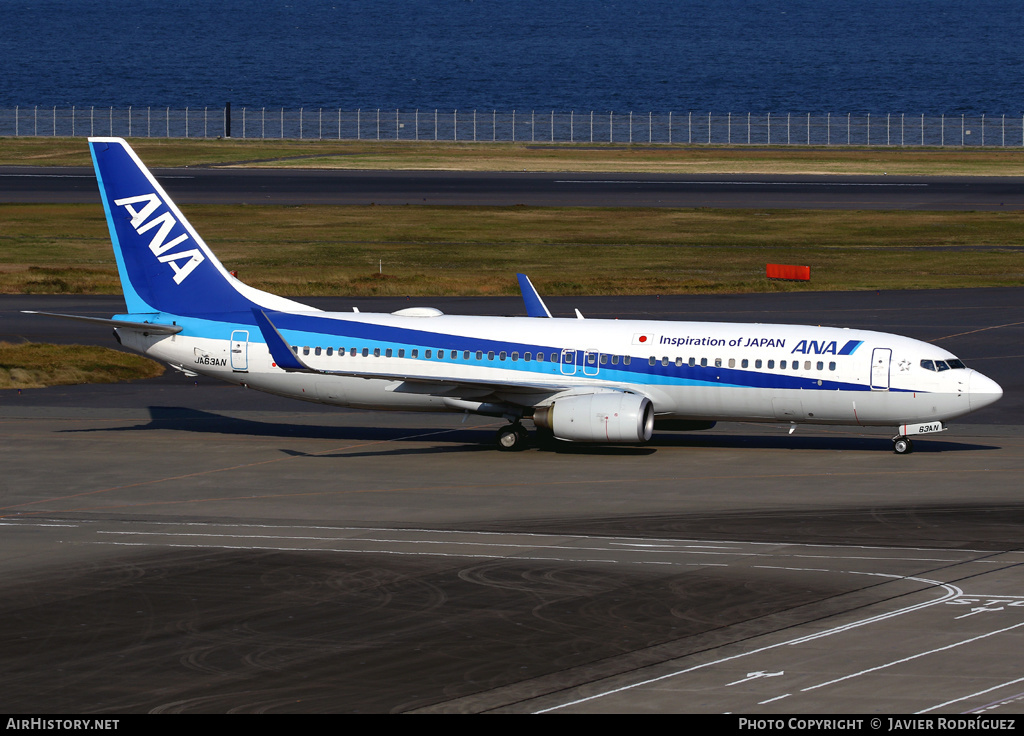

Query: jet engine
[532,392,654,443]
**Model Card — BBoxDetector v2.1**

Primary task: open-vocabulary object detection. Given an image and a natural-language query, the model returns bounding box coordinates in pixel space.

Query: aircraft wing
[252,309,572,394]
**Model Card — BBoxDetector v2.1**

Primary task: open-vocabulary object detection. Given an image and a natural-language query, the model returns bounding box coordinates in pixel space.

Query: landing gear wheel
[893,436,914,455]
[496,423,529,451]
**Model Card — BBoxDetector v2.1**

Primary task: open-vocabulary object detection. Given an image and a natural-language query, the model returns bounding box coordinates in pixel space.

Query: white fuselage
[118,310,1001,429]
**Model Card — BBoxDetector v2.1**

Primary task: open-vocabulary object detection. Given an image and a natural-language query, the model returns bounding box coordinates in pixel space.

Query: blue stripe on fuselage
[154,310,903,394]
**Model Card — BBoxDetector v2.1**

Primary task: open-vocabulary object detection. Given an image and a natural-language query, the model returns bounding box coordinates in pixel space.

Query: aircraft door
[230,330,249,371]
[870,348,891,390]
[560,348,578,375]
[583,350,600,376]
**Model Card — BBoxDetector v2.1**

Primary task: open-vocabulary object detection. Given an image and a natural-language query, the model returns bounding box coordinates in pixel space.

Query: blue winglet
[252,309,310,372]
[516,273,552,318]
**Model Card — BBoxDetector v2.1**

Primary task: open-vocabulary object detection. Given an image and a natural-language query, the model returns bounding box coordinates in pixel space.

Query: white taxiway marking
[918,675,1024,714]
[801,621,1024,693]
[535,578,962,713]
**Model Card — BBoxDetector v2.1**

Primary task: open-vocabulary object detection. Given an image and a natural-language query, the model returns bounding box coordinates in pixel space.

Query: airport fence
[2,106,1024,147]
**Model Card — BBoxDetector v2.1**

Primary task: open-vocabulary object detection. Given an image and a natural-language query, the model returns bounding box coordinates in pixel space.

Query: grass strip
[1,203,1022,296]
[0,342,165,389]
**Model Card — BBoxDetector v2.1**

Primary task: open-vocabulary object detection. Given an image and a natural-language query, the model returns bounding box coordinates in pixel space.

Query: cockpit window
[935,360,949,371]
[947,359,966,369]
[920,359,934,371]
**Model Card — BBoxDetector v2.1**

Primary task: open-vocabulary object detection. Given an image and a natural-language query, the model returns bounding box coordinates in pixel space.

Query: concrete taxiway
[1,289,1021,713]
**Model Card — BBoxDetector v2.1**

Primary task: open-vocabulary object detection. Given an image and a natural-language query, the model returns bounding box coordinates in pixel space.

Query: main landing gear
[495,422,530,451]
[893,436,914,455]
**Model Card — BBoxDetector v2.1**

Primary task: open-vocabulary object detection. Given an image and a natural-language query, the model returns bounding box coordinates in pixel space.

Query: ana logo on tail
[113,193,206,284]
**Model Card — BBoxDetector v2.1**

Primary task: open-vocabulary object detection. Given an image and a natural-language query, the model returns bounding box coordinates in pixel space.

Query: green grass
[0,342,165,389]
[1,203,1022,296]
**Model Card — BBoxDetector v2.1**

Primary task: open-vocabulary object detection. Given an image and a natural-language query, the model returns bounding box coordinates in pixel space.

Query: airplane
[26,137,1002,454]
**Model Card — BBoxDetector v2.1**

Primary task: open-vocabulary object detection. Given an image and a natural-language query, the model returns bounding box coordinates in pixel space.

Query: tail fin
[88,137,310,317]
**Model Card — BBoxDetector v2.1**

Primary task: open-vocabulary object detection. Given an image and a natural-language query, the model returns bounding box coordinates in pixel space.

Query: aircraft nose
[969,370,1003,412]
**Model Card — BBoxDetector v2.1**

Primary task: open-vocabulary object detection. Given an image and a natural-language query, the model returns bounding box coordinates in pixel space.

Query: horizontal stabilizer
[21,311,182,334]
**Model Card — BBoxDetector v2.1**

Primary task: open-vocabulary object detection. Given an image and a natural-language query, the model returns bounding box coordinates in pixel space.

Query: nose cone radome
[969,371,1003,412]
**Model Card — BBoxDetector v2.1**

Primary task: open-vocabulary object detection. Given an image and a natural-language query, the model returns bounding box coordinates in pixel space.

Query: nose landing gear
[893,436,914,454]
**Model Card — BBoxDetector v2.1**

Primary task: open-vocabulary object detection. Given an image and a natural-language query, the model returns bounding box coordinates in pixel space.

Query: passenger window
[715,358,722,367]
[350,348,357,357]
[398,349,405,358]
[488,351,495,360]
[611,355,619,365]
[649,357,656,366]
[326,347,333,356]
[500,351,507,360]
[742,359,749,368]
[688,357,696,367]
[675,357,683,367]
[601,354,608,364]
[755,359,762,368]
[728,358,736,368]
[476,351,482,360]
[623,356,631,365]
[700,358,708,367]
[386,348,393,358]
[315,347,322,356]
[829,361,836,371]
[767,360,774,369]
[361,348,369,357]
[662,357,669,366]
[512,352,519,361]
[816,361,823,370]
[303,346,310,356]
[411,349,418,358]
[291,346,298,354]
[425,350,432,358]
[525,352,532,361]
[373,348,381,357]
[780,360,786,369]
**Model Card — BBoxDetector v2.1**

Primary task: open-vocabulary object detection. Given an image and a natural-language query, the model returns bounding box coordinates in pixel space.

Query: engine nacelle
[533,392,654,443]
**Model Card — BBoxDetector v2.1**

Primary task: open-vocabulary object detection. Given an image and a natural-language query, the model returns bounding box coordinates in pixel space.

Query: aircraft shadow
[59,406,1000,456]
[59,406,483,444]
[650,431,1001,453]
[279,444,494,459]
